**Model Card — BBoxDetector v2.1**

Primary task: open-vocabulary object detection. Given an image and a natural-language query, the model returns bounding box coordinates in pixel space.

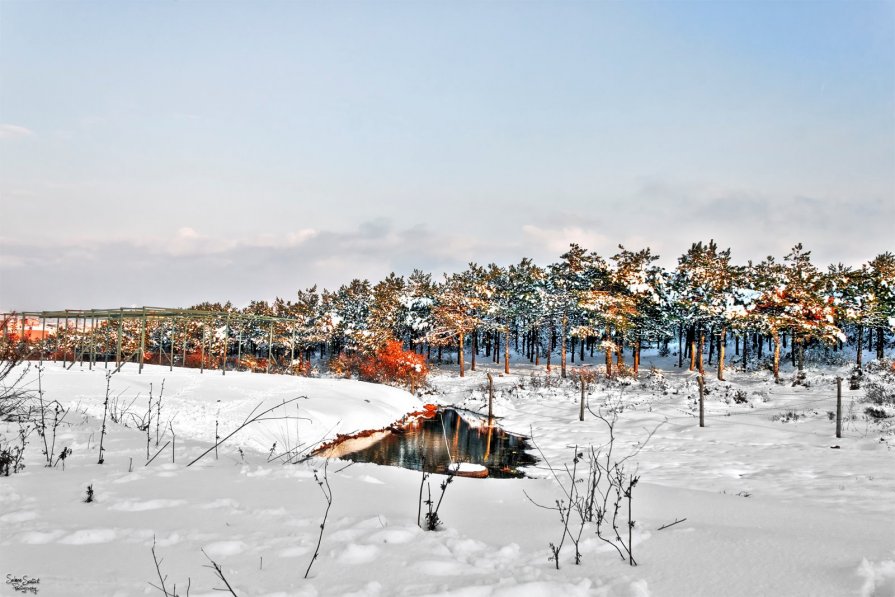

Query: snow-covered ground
[1,355,893,596]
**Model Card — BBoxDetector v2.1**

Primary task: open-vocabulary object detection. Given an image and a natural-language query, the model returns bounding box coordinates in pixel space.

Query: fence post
[138,308,146,374]
[698,374,705,428]
[116,310,123,370]
[579,376,586,422]
[836,377,842,439]
[267,322,273,374]
[486,372,494,423]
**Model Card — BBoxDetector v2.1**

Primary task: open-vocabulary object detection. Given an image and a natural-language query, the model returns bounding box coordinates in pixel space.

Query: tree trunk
[772,331,781,383]
[797,338,804,371]
[459,331,465,377]
[471,331,477,371]
[688,326,696,372]
[504,326,510,374]
[878,327,885,360]
[742,332,748,372]
[697,328,705,375]
[535,328,540,366]
[857,325,863,367]
[561,313,567,378]
[678,324,684,368]
[604,326,613,377]
[633,334,641,375]
[718,327,726,381]
[707,326,714,366]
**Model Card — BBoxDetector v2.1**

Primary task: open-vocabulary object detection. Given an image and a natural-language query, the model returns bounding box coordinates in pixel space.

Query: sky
[1,0,893,310]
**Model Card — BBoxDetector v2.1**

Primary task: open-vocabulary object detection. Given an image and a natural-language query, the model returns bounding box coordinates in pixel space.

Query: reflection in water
[340,409,537,478]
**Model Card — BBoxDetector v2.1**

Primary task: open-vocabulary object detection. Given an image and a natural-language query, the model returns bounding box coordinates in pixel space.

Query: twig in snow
[657,517,687,531]
[187,396,309,467]
[202,549,239,596]
[304,459,333,579]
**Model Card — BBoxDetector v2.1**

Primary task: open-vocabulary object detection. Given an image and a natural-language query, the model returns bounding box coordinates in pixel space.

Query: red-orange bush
[184,351,216,369]
[329,340,428,390]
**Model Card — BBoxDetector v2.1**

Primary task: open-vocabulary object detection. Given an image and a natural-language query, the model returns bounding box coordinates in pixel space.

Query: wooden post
[104,319,110,369]
[200,324,205,374]
[579,376,585,422]
[38,315,46,366]
[138,308,147,374]
[290,326,296,371]
[206,318,213,370]
[698,374,705,428]
[836,377,842,439]
[181,323,187,370]
[222,313,230,376]
[169,319,175,372]
[237,326,243,371]
[88,313,95,370]
[486,373,494,423]
[267,322,273,374]
[79,315,86,366]
[62,314,68,368]
[116,310,123,370]
[54,317,60,363]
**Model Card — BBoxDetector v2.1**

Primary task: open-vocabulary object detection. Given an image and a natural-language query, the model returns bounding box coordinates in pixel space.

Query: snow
[1,357,893,596]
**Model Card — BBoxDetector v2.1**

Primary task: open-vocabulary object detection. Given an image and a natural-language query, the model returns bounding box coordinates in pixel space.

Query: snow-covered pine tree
[548,244,597,378]
[368,273,407,350]
[674,240,736,376]
[506,258,548,367]
[327,279,374,355]
[400,269,436,354]
[866,252,895,360]
[780,244,842,372]
[749,246,843,382]
[610,246,667,375]
[429,272,486,377]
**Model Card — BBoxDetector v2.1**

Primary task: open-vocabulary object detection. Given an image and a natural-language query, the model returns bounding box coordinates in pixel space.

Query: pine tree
[429,272,486,377]
[368,273,407,350]
[867,253,895,360]
[674,240,736,376]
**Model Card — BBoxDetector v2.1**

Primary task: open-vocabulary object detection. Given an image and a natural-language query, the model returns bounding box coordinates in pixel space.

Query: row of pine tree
[188,242,894,382]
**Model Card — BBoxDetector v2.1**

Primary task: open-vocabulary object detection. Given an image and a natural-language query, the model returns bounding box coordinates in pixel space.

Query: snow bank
[14,362,422,455]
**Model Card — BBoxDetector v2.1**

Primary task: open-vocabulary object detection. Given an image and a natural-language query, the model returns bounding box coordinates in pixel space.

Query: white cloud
[522,224,611,256]
[0,124,34,138]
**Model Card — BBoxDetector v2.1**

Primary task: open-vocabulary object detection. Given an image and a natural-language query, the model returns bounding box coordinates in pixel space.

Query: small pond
[337,409,537,478]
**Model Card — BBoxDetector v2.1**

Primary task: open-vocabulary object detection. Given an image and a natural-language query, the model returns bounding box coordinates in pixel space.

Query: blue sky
[1,0,893,309]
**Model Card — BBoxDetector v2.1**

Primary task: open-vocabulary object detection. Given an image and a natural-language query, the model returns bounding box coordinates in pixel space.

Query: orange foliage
[329,340,428,390]
[184,351,216,369]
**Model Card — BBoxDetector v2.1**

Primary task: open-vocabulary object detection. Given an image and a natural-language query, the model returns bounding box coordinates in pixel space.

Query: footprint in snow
[0,510,38,523]
[109,499,186,512]
[366,528,418,545]
[20,530,65,544]
[59,528,118,545]
[277,545,310,558]
[199,498,240,510]
[415,560,477,576]
[336,543,379,565]
[204,540,247,558]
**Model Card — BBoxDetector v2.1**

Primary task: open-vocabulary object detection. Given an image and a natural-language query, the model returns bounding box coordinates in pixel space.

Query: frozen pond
[337,409,537,478]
